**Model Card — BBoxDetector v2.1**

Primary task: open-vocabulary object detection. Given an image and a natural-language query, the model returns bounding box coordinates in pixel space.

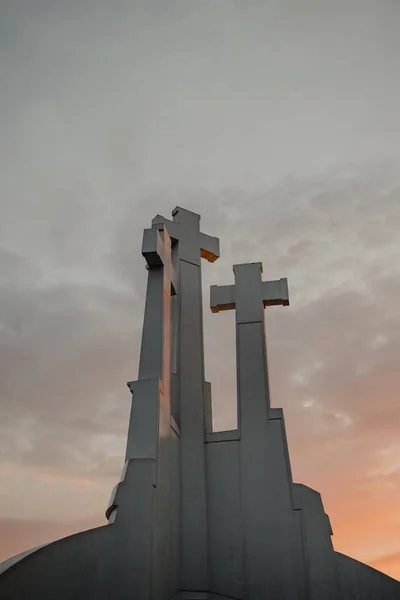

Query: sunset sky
[1,0,400,580]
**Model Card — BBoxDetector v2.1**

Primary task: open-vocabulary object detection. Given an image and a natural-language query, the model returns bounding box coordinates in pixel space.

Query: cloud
[0,248,140,483]
[1,0,400,575]
[196,160,400,578]
[1,159,400,560]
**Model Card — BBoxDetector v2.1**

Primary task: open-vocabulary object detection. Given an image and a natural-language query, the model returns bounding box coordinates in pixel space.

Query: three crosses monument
[0,207,399,599]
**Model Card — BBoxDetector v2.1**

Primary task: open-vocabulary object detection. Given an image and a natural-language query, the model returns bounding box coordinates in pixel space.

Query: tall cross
[152,206,219,265]
[106,225,179,598]
[108,225,176,526]
[150,206,219,591]
[142,225,176,292]
[124,225,176,465]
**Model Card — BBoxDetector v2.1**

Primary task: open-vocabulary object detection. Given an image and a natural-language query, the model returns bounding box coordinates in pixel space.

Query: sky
[1,0,400,581]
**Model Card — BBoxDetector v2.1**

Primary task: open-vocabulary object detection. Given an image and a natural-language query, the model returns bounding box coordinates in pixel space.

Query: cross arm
[152,214,179,241]
[142,227,166,267]
[142,227,177,291]
[210,284,235,313]
[152,213,220,263]
[200,232,220,263]
[261,278,289,306]
[142,228,163,267]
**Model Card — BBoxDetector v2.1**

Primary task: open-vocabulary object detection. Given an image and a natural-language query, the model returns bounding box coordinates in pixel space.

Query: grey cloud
[1,1,400,565]
[199,162,400,503]
[0,248,142,478]
[2,1,400,207]
[2,160,400,491]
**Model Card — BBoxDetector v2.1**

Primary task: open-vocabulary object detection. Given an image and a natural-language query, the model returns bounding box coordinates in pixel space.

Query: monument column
[211,263,303,600]
[152,207,219,592]
[106,225,178,600]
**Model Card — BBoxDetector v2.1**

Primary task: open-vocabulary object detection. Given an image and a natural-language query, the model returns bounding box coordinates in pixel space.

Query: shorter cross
[211,262,289,324]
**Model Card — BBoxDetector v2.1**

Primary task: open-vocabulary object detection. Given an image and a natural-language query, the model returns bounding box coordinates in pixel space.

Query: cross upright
[137,225,176,381]
[150,207,220,592]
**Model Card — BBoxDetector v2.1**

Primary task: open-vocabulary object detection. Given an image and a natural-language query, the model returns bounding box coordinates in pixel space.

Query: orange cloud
[37,472,98,488]
[1,161,400,581]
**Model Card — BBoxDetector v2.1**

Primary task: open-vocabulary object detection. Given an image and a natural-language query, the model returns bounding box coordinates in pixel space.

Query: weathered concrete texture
[293,484,339,600]
[336,552,400,599]
[206,439,243,598]
[0,525,111,599]
[0,544,48,576]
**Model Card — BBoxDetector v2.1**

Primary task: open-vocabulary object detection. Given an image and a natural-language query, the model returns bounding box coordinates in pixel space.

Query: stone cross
[210,262,298,599]
[105,225,179,599]
[151,207,220,592]
[140,225,176,399]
